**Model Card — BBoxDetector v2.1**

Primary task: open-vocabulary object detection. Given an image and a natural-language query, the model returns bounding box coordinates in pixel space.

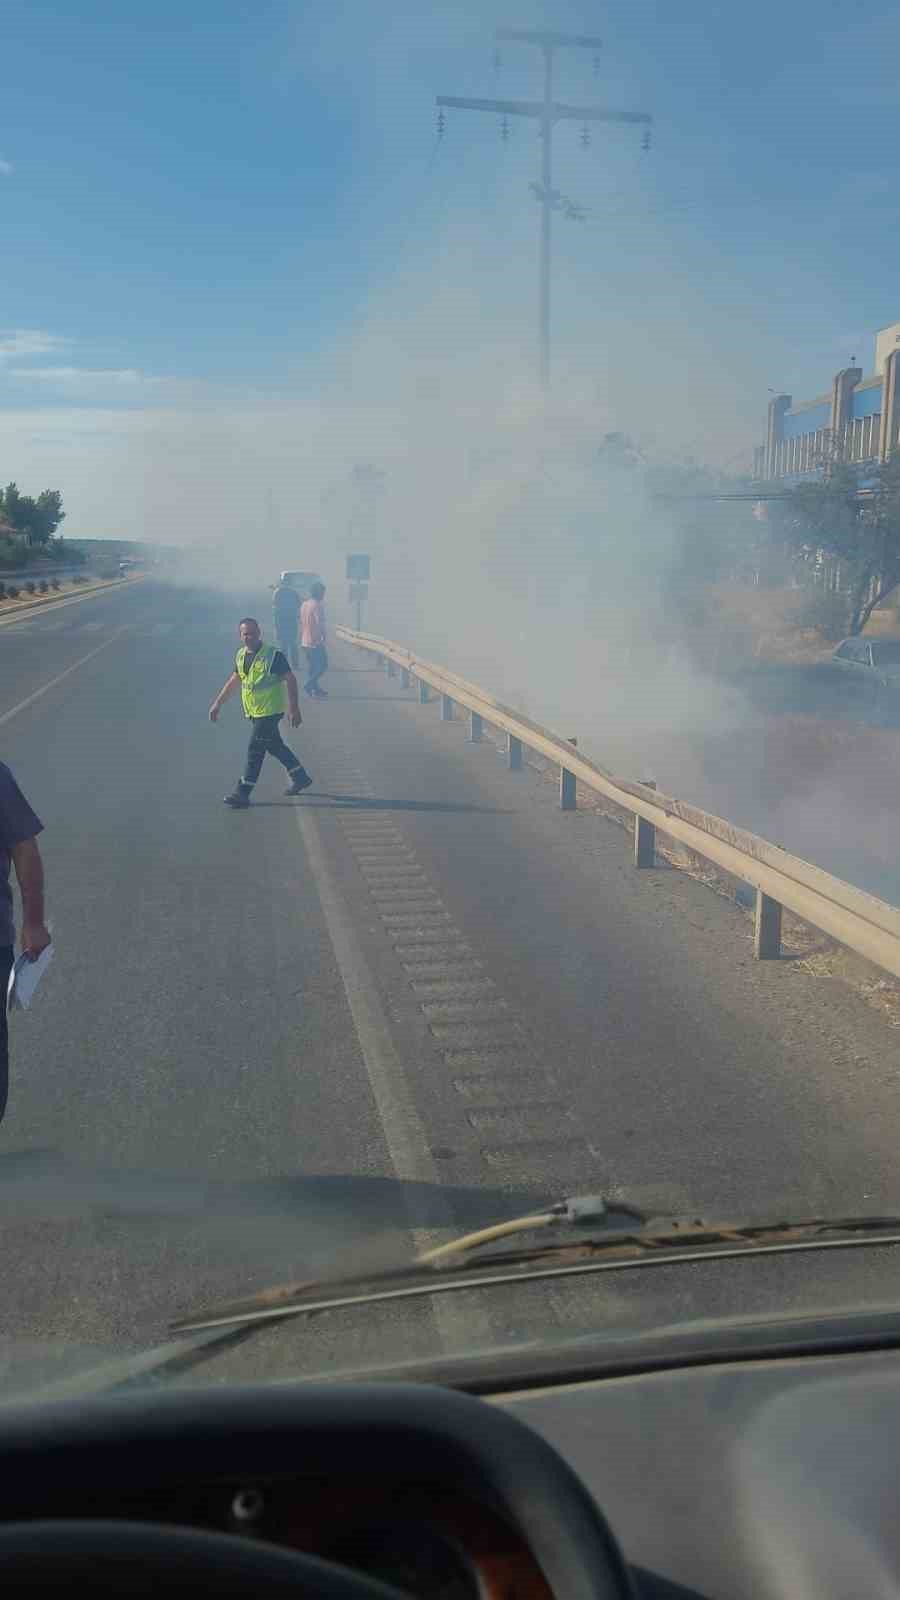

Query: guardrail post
[633,781,657,868]
[441,693,454,721]
[560,737,577,811]
[418,679,431,705]
[468,711,483,743]
[400,668,411,689]
[386,658,397,678]
[754,891,783,960]
[507,735,523,771]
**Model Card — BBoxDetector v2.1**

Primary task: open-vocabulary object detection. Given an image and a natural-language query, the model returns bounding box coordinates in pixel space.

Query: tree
[776,456,900,635]
[32,488,65,544]
[0,482,65,546]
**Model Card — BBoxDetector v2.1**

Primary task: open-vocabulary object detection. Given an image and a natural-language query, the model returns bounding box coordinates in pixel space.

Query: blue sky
[1,0,899,537]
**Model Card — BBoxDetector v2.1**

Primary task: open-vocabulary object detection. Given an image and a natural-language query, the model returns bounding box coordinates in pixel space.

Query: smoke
[0,0,793,794]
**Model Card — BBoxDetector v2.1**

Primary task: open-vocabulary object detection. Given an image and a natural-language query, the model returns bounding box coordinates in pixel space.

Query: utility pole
[437,29,652,390]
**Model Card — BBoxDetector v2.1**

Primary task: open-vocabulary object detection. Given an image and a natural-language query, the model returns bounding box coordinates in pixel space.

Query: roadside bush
[51,578,60,591]
[25,581,36,595]
[38,579,48,594]
[7,586,19,599]
[0,584,7,600]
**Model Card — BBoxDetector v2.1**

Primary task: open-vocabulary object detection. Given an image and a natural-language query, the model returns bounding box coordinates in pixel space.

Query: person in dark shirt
[209,617,313,808]
[271,581,301,669]
[0,763,50,1122]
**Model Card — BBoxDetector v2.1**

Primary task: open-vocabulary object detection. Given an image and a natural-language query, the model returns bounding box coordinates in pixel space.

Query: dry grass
[696,582,900,668]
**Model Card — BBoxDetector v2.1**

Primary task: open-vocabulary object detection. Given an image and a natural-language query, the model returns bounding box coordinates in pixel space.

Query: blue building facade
[757,323,900,483]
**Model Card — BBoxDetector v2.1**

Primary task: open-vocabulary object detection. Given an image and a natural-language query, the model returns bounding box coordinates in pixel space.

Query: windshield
[872,643,900,666]
[4,0,900,1402]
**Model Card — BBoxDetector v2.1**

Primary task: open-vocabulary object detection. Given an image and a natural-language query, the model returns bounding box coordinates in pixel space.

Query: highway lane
[0,582,524,1382]
[0,581,164,717]
[2,580,900,1390]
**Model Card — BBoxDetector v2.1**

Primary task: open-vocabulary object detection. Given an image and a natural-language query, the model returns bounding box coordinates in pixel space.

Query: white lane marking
[292,804,492,1351]
[0,629,128,728]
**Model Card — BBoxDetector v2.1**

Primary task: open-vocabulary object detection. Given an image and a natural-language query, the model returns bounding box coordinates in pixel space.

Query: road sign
[346,554,370,581]
[348,582,369,602]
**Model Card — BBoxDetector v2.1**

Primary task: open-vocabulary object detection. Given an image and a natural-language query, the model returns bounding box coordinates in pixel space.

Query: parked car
[277,570,322,600]
[830,636,900,713]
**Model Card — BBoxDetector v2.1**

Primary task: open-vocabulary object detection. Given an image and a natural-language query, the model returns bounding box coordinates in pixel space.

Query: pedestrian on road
[0,763,51,1123]
[300,580,328,699]
[209,618,313,808]
[271,579,301,669]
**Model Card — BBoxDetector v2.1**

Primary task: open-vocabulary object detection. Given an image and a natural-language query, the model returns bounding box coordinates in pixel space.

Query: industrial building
[758,322,900,482]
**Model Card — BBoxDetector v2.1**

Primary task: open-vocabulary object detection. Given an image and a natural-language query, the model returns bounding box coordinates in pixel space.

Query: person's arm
[10,837,50,960]
[209,672,240,722]
[285,671,302,728]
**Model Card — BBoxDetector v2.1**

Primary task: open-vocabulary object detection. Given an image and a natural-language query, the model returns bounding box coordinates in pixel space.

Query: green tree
[0,483,24,531]
[776,456,900,635]
[0,482,65,546]
[32,488,65,544]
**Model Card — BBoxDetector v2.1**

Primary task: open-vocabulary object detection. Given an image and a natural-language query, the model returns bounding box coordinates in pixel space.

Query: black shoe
[224,787,251,808]
[285,772,313,796]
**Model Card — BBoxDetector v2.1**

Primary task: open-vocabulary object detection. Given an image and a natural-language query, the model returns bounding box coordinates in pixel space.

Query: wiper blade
[171,1197,900,1338]
[170,1194,641,1334]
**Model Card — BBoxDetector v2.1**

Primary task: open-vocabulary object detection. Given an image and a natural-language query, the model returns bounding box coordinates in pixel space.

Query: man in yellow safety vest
[209,617,313,808]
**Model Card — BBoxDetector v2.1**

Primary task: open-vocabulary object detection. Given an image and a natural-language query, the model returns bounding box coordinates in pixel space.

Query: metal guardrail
[336,623,900,980]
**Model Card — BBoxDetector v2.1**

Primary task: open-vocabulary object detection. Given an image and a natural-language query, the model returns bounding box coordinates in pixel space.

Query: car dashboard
[25,1470,551,1599]
[3,1342,900,1597]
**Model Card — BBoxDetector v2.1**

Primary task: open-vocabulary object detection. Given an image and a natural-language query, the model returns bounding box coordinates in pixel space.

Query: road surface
[1,580,899,1389]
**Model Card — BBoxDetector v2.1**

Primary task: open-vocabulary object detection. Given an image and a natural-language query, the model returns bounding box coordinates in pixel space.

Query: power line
[436,28,651,391]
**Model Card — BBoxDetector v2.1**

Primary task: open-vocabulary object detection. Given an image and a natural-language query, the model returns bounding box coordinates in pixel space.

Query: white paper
[7,944,54,1015]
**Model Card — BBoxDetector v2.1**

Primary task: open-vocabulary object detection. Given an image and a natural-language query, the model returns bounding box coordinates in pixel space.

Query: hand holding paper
[7,944,54,1015]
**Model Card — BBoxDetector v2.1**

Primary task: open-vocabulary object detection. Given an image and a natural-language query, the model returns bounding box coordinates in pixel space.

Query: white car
[831,636,900,703]
[278,570,322,600]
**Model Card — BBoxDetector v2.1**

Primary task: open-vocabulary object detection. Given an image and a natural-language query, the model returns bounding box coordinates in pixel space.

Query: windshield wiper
[171,1197,900,1337]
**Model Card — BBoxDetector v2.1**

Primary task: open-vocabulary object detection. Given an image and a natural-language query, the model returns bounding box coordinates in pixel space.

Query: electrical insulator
[642,129,651,153]
[593,52,601,76]
[501,115,509,142]
[493,48,501,75]
[437,108,446,140]
[581,124,590,149]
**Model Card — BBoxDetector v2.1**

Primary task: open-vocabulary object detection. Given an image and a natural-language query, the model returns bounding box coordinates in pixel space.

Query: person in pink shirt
[300,581,328,699]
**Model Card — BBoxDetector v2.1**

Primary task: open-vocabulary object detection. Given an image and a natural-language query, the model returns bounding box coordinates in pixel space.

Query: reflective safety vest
[235,643,285,719]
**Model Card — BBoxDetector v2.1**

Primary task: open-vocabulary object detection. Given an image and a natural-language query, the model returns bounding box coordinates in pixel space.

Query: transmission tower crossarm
[436,94,651,127]
[495,28,604,49]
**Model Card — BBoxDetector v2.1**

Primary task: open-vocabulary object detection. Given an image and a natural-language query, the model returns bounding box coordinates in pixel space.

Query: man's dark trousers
[242,715,309,789]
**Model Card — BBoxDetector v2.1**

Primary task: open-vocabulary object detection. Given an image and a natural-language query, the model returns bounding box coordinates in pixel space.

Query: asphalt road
[2,579,900,1392]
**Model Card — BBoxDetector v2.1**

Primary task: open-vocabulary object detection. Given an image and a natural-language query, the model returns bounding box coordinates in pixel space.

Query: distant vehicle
[278,571,322,599]
[830,636,900,714]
